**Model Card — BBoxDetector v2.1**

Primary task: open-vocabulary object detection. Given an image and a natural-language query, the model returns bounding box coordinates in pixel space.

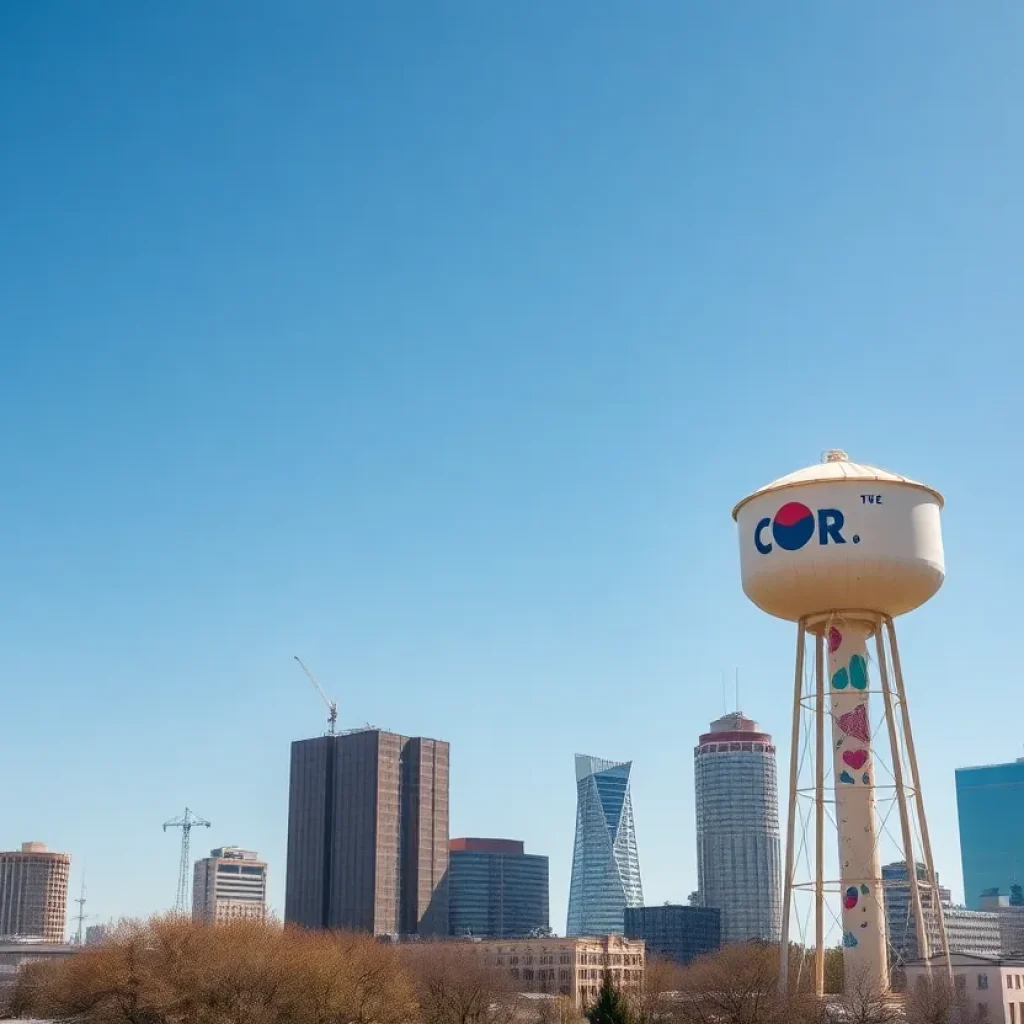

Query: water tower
[733,450,949,995]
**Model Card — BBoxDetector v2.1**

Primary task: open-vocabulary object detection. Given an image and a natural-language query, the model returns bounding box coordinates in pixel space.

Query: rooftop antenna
[294,656,338,735]
[163,808,211,913]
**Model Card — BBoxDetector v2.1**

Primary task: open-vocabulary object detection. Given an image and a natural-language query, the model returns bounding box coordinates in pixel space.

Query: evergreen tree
[585,971,631,1024]
[1010,883,1024,907]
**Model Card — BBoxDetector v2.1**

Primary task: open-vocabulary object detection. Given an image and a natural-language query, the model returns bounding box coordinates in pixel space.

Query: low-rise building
[471,935,644,1009]
[944,905,1003,958]
[624,904,720,965]
[0,940,77,999]
[905,953,1024,1024]
[882,861,1000,959]
[981,892,1024,957]
[85,923,112,945]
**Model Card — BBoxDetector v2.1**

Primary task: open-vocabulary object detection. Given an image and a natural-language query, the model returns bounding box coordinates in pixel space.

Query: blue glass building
[624,905,721,965]
[448,838,549,937]
[566,754,643,936]
[956,759,1024,909]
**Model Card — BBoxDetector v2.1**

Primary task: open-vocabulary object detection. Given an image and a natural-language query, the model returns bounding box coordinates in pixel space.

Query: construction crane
[294,655,338,735]
[163,808,210,914]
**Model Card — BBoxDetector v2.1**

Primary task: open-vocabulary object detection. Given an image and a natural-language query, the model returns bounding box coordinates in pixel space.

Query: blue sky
[1,1,1022,937]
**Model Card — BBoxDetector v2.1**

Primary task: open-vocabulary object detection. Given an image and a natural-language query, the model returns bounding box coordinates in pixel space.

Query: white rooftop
[732,449,943,518]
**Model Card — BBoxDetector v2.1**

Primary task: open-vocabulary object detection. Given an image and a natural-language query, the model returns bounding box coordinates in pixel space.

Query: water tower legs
[777,614,949,998]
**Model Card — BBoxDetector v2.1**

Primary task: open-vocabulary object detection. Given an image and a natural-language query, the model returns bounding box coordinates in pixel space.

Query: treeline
[4,916,983,1024]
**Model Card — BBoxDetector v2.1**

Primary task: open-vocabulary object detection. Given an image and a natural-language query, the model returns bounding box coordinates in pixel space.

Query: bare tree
[673,944,799,1024]
[536,995,586,1024]
[630,956,684,1024]
[828,967,902,1024]
[7,915,412,1024]
[404,942,519,1024]
[905,973,991,1024]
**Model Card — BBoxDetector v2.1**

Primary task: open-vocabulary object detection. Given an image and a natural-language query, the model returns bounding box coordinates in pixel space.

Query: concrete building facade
[624,904,721,966]
[979,892,1024,957]
[469,934,645,1009]
[566,755,643,937]
[285,728,449,937]
[448,838,549,938]
[193,847,268,924]
[0,843,70,943]
[883,861,1001,960]
[694,713,781,944]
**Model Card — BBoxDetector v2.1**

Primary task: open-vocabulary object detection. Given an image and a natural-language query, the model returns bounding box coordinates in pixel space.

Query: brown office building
[0,842,70,943]
[285,729,449,936]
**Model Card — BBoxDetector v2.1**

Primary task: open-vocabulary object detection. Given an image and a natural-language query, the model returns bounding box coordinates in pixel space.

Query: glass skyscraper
[624,904,721,965]
[448,838,549,937]
[694,712,781,944]
[566,754,643,936]
[956,759,1024,909]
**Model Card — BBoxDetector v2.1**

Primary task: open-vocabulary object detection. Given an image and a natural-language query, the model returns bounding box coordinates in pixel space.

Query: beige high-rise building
[192,847,268,924]
[285,729,449,936]
[0,843,70,943]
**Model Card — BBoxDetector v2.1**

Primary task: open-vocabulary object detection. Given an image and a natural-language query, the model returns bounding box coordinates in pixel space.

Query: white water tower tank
[732,450,944,621]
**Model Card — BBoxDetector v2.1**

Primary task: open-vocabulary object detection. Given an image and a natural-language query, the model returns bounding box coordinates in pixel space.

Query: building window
[978,973,988,990]
[1017,975,1022,989]
[523,970,534,982]
[1009,976,1014,990]
[511,969,519,980]
[1012,1003,1017,1024]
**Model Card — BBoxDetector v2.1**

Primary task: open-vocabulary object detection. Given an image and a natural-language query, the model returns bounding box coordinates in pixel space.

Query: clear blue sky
[2,1,1022,938]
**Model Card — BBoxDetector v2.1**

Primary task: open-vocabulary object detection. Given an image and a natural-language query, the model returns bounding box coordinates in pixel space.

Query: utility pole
[163,808,210,914]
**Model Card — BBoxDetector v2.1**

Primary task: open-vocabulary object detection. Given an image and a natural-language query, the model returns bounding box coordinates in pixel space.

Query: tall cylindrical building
[0,842,70,943]
[695,713,781,945]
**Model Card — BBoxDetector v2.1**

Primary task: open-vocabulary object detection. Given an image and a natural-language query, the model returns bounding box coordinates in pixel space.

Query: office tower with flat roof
[285,728,449,936]
[882,860,951,961]
[193,847,268,923]
[566,754,643,937]
[624,904,721,965]
[448,838,549,938]
[956,759,1024,909]
[0,843,70,943]
[694,713,781,944]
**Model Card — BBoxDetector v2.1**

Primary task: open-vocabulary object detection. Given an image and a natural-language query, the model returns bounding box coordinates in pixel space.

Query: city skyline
[3,3,1022,934]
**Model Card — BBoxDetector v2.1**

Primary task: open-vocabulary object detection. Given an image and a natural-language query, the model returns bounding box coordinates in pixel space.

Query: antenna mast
[294,656,338,735]
[163,807,211,913]
[73,874,88,945]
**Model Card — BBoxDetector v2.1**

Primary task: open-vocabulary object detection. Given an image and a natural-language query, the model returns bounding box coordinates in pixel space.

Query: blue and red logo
[755,502,853,555]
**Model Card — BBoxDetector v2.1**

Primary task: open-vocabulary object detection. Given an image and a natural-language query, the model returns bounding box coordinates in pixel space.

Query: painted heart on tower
[843,749,868,771]
[838,704,870,743]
